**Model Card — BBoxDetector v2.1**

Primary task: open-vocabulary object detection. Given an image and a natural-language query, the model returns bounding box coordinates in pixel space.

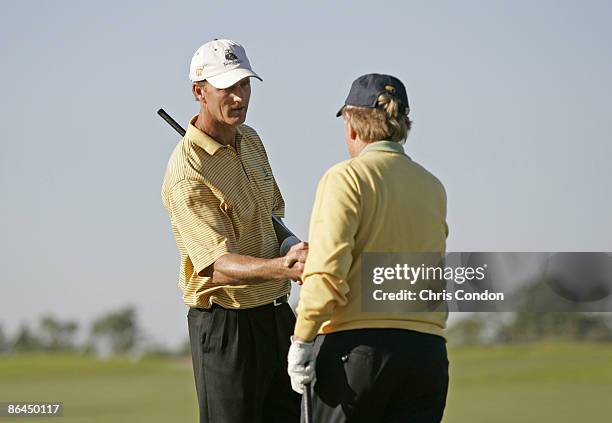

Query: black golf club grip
[157,108,186,137]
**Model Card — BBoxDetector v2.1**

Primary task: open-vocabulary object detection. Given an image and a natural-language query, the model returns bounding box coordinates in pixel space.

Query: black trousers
[187,302,300,423]
[308,328,449,423]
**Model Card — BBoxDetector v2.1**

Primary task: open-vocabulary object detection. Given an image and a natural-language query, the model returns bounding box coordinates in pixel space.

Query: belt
[272,294,289,306]
[203,294,289,311]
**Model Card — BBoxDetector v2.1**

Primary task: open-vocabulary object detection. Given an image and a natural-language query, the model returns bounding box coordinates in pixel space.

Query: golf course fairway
[1,342,611,422]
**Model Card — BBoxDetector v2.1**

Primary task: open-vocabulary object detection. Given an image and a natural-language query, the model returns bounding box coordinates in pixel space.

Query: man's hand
[283,241,309,267]
[286,261,305,283]
[287,336,315,394]
[283,242,308,283]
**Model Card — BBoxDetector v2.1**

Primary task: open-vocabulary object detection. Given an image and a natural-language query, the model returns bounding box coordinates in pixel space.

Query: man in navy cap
[287,74,450,422]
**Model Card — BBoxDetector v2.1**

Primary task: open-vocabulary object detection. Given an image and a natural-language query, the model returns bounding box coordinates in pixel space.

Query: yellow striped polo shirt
[161,115,289,309]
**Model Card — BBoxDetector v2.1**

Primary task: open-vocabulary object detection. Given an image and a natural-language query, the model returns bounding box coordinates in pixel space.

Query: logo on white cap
[189,39,262,89]
[224,50,239,62]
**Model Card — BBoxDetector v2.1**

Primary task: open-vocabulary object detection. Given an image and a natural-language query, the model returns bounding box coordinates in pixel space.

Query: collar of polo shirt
[186,115,244,155]
[360,140,409,157]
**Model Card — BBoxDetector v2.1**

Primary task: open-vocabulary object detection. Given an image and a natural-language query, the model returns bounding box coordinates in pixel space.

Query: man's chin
[226,115,247,126]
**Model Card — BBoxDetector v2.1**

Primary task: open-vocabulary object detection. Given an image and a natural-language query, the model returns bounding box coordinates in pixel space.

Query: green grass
[445,342,612,422]
[0,354,197,422]
[1,342,611,422]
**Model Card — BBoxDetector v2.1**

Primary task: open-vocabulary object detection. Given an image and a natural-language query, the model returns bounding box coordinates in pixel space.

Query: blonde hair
[343,93,412,143]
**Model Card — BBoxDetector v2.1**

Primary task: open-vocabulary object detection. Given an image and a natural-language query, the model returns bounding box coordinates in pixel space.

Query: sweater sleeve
[294,164,360,341]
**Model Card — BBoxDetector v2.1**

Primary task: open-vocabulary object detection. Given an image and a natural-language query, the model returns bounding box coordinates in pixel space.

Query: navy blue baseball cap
[336,73,410,117]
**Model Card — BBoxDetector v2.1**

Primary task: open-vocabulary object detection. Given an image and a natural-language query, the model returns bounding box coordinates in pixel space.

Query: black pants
[308,328,449,423]
[187,302,300,423]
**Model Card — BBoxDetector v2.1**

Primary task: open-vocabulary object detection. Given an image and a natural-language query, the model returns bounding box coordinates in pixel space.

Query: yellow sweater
[295,141,449,341]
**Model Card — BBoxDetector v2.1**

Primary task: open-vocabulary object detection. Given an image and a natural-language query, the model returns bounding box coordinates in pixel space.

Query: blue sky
[1,0,611,347]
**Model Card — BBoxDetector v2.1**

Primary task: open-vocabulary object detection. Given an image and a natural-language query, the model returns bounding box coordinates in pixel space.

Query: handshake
[281,239,309,284]
[273,218,309,284]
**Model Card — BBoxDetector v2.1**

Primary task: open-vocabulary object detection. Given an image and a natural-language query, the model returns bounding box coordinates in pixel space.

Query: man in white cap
[161,39,303,422]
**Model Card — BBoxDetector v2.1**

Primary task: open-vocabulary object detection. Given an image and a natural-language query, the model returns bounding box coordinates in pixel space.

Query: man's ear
[192,83,206,103]
[347,121,358,141]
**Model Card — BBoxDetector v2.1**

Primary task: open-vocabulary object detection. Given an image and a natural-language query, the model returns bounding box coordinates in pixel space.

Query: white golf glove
[287,337,315,394]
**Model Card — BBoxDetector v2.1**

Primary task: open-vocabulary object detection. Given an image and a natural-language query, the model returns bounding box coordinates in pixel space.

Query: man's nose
[232,93,249,105]
[232,85,249,101]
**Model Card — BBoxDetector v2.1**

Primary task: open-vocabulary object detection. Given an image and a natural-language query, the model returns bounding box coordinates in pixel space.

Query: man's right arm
[294,165,359,341]
[169,179,306,285]
[201,242,307,284]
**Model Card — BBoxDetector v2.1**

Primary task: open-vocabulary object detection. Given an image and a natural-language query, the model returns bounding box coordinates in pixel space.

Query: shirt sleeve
[294,164,361,341]
[168,179,235,274]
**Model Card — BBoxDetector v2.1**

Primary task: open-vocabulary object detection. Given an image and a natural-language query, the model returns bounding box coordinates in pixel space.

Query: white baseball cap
[189,39,262,89]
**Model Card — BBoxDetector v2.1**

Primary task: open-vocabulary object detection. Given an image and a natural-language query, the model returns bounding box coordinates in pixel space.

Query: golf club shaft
[303,382,313,423]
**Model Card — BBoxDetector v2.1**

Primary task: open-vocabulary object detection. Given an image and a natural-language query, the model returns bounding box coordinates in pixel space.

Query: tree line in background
[0,306,189,358]
[1,308,611,357]
[447,312,612,345]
